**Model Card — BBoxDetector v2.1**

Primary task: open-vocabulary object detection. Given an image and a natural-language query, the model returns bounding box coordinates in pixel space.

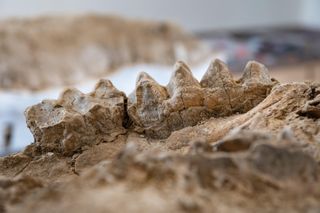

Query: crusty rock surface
[1,60,320,213]
[0,15,207,90]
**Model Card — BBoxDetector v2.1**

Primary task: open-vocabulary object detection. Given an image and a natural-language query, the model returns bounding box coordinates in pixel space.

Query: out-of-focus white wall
[0,0,318,31]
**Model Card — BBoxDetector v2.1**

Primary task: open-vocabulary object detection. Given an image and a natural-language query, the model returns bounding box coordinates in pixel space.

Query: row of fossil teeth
[127,59,277,138]
[25,59,277,155]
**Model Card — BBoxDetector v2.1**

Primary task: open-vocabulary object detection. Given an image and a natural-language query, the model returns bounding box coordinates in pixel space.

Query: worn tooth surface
[200,59,235,88]
[25,80,126,155]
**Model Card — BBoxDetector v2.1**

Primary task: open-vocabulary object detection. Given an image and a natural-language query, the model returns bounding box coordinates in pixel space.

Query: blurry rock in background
[0,14,208,91]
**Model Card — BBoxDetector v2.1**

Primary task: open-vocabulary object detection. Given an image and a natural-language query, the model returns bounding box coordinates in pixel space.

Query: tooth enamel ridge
[25,59,277,154]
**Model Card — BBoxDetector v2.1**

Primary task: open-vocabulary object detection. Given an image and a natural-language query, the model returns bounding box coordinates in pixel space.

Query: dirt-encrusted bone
[25,79,126,155]
[128,59,277,138]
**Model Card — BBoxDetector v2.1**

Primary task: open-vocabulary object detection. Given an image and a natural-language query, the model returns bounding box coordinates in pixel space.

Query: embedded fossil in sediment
[25,59,277,155]
[25,79,126,155]
[127,59,278,138]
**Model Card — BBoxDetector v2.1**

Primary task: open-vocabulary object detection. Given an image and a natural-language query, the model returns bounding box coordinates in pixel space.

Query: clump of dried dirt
[1,60,320,213]
[0,15,207,91]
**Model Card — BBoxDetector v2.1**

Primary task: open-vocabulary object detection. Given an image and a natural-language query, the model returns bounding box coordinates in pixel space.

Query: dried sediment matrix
[25,79,126,155]
[128,59,277,138]
[25,59,277,155]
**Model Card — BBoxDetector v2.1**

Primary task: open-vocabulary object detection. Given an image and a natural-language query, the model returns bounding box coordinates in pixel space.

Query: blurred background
[0,0,320,155]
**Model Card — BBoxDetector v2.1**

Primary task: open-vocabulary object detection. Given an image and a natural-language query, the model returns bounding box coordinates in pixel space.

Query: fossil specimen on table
[25,79,126,155]
[128,59,277,138]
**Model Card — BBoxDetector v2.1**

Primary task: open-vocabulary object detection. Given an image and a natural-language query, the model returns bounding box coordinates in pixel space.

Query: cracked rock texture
[0,15,206,90]
[1,60,320,213]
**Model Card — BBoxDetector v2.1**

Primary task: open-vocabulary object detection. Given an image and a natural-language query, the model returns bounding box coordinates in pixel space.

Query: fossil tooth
[165,61,203,111]
[25,82,126,155]
[232,61,276,112]
[130,72,168,105]
[239,61,273,85]
[200,59,234,88]
[128,72,168,126]
[92,79,124,99]
[136,71,155,84]
[201,59,235,114]
[57,88,87,112]
[166,61,200,97]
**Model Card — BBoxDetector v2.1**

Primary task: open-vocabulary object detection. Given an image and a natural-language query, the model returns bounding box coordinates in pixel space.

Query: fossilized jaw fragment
[25,79,126,155]
[25,59,277,146]
[127,59,277,139]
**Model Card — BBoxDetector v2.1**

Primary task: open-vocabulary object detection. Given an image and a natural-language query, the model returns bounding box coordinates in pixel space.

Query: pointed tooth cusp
[58,88,83,107]
[128,72,154,104]
[95,79,114,90]
[129,71,168,104]
[200,59,234,88]
[128,72,168,127]
[240,61,273,85]
[92,79,123,99]
[167,61,200,97]
[135,72,168,105]
[136,71,156,85]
